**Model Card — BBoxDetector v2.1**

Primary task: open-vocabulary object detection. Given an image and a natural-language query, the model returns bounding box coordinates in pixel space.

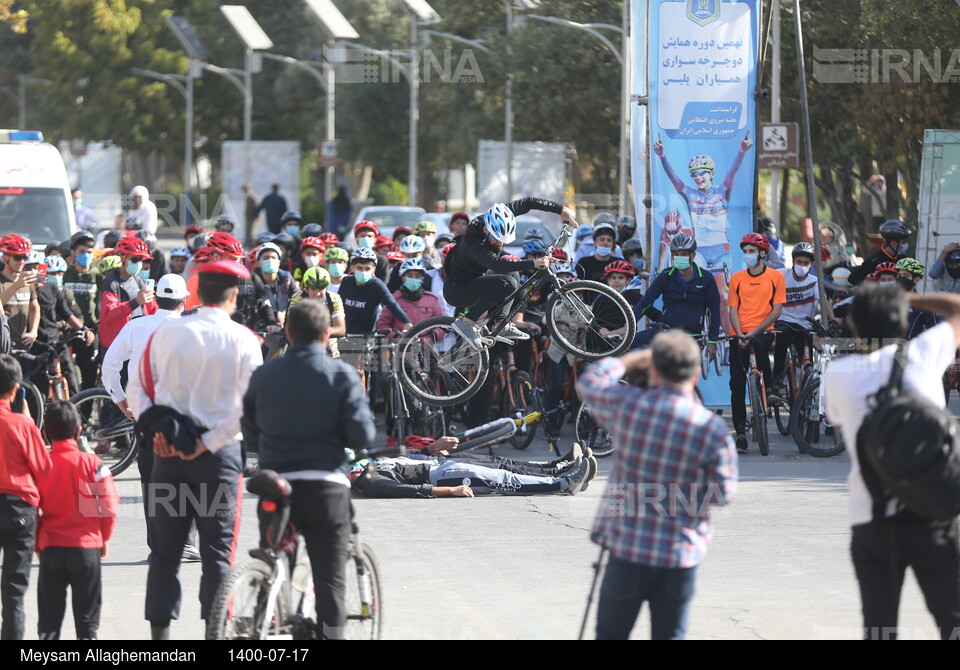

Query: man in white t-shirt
[773,243,832,385]
[824,285,960,640]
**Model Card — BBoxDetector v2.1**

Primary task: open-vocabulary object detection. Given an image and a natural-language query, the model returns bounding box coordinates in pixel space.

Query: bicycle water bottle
[358,565,374,615]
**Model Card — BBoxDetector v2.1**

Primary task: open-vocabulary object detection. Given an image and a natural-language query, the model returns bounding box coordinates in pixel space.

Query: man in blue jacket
[241,299,376,640]
[631,233,721,357]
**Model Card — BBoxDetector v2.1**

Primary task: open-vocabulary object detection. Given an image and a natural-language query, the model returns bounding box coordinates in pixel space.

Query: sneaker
[500,323,530,341]
[736,435,748,454]
[570,442,584,461]
[584,447,598,482]
[182,544,202,562]
[452,319,484,351]
[564,457,590,496]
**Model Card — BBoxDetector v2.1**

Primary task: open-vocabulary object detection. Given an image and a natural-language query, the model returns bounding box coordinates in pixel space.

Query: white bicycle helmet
[400,257,426,276]
[399,235,426,254]
[169,245,191,259]
[484,203,517,244]
[551,262,575,276]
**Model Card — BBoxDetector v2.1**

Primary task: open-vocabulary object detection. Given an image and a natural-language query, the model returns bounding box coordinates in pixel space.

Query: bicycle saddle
[247,469,293,501]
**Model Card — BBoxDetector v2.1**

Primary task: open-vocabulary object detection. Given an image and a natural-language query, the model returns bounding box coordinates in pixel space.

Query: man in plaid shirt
[578,331,738,640]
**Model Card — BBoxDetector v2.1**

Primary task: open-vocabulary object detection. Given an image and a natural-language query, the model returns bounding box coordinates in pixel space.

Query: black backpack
[856,341,960,522]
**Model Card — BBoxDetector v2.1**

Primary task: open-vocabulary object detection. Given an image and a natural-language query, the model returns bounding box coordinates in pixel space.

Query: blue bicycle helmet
[484,203,517,244]
[44,256,68,273]
[350,247,378,263]
[400,257,426,276]
[523,239,547,255]
[399,235,426,254]
[575,224,595,241]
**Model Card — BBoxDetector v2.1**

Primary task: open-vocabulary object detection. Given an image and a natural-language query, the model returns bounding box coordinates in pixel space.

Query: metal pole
[619,0,630,215]
[18,74,26,129]
[505,1,514,202]
[185,69,194,225]
[244,48,253,190]
[325,52,336,209]
[792,0,829,315]
[769,0,781,227]
[409,19,419,207]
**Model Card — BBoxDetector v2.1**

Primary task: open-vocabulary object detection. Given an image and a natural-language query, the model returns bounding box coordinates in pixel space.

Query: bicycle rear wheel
[397,316,490,406]
[749,373,769,456]
[19,379,45,429]
[206,559,288,640]
[575,402,616,458]
[789,376,845,457]
[546,280,636,361]
[504,371,538,450]
[344,543,382,640]
[70,388,137,476]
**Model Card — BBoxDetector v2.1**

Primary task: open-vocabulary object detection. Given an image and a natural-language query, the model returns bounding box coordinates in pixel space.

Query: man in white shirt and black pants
[825,285,960,640]
[128,261,263,640]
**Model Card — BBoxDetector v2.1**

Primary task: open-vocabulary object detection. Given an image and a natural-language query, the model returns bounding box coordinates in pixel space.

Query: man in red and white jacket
[36,401,119,641]
[97,235,157,355]
[376,258,444,331]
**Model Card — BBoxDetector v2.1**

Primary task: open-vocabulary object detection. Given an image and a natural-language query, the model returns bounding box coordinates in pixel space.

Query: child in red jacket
[36,401,118,640]
[0,354,51,640]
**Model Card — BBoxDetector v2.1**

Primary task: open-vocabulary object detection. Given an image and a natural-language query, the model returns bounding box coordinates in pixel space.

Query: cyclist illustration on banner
[656,209,695,273]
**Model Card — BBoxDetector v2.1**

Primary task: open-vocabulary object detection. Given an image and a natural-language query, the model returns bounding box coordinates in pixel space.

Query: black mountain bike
[396,223,636,406]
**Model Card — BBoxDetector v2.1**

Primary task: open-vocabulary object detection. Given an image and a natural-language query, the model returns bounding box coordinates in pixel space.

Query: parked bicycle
[397,223,636,406]
[207,464,386,640]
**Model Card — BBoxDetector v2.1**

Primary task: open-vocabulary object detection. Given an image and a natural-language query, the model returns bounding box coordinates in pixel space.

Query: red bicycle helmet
[300,236,326,253]
[874,262,898,277]
[354,220,379,237]
[740,232,770,252]
[319,232,340,247]
[442,242,456,257]
[392,226,411,239]
[552,248,569,261]
[207,232,244,259]
[374,235,393,250]
[603,259,636,278]
[0,234,31,255]
[192,247,215,264]
[386,250,405,262]
[184,224,204,239]
[864,272,879,282]
[114,235,152,260]
[405,435,434,451]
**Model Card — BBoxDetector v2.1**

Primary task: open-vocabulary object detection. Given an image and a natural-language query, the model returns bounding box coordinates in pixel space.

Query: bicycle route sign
[757,122,800,169]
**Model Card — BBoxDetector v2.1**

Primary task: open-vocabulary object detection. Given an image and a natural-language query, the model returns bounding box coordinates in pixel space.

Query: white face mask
[303,255,320,269]
[794,264,810,278]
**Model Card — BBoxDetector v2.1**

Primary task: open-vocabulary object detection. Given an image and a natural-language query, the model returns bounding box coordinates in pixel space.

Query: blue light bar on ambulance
[0,130,44,142]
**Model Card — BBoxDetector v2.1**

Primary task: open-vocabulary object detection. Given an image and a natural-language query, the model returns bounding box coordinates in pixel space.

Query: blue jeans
[596,555,697,640]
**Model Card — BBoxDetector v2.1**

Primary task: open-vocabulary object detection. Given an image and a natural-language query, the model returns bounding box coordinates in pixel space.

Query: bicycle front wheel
[70,388,137,476]
[20,379,45,429]
[206,559,289,640]
[575,402,616,458]
[504,371,538,450]
[749,373,769,456]
[789,376,846,458]
[546,280,636,361]
[344,543,382,640]
[397,316,490,406]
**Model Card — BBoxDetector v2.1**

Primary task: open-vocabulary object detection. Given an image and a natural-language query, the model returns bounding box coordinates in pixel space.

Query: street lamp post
[527,12,629,215]
[202,62,253,186]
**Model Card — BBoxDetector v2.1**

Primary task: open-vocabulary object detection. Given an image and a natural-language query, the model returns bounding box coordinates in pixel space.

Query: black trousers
[144,445,242,624]
[444,273,519,323]
[72,336,99,391]
[0,495,37,640]
[728,332,773,434]
[287,481,353,641]
[851,518,960,640]
[772,321,812,380]
[37,547,102,640]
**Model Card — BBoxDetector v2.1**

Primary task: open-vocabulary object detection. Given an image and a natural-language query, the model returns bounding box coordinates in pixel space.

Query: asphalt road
[16,410,953,640]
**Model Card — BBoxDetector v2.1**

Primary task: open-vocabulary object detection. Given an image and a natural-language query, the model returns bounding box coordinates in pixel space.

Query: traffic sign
[758,122,799,169]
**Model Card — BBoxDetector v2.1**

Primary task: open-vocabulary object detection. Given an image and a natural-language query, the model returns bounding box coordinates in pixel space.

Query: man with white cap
[128,185,158,235]
[127,260,263,640]
[101,274,200,558]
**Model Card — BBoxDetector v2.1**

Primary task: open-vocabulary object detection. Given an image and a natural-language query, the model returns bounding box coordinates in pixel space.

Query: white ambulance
[0,130,77,249]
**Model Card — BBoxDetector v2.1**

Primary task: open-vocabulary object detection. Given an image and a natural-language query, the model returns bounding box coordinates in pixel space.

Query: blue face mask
[286,225,300,236]
[357,237,375,249]
[327,263,345,278]
[261,258,280,274]
[899,242,909,255]
[354,270,373,285]
[595,245,613,257]
[126,261,143,276]
[76,252,93,268]
[47,274,63,288]
[631,258,645,273]
[403,277,423,292]
[672,256,691,270]
[139,269,151,282]
[743,253,759,268]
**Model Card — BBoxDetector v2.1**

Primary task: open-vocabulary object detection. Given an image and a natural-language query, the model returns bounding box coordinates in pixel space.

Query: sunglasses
[691,170,712,178]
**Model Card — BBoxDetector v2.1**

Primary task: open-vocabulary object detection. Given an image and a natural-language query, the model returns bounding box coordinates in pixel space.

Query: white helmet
[551,262,575,276]
[169,245,191,259]
[399,235,426,254]
[484,203,517,244]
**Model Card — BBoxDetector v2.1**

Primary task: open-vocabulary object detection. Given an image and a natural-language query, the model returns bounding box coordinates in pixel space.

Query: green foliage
[369,177,409,206]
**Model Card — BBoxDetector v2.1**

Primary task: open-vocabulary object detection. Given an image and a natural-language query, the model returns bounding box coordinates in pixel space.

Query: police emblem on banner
[687,0,720,26]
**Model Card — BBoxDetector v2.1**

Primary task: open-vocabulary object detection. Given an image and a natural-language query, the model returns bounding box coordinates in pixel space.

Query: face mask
[743,253,759,268]
[74,199,82,207]
[793,264,810,278]
[303,255,320,269]
[261,258,280,274]
[631,258,645,273]
[403,277,423,292]
[672,256,691,270]
[357,237,375,249]
[286,225,300,236]
[899,243,909,254]
[328,263,346,278]
[354,270,373,285]
[76,252,93,268]
[421,234,436,248]
[47,275,63,288]
[896,276,915,291]
[126,261,143,276]
[595,245,613,257]
[139,269,151,282]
